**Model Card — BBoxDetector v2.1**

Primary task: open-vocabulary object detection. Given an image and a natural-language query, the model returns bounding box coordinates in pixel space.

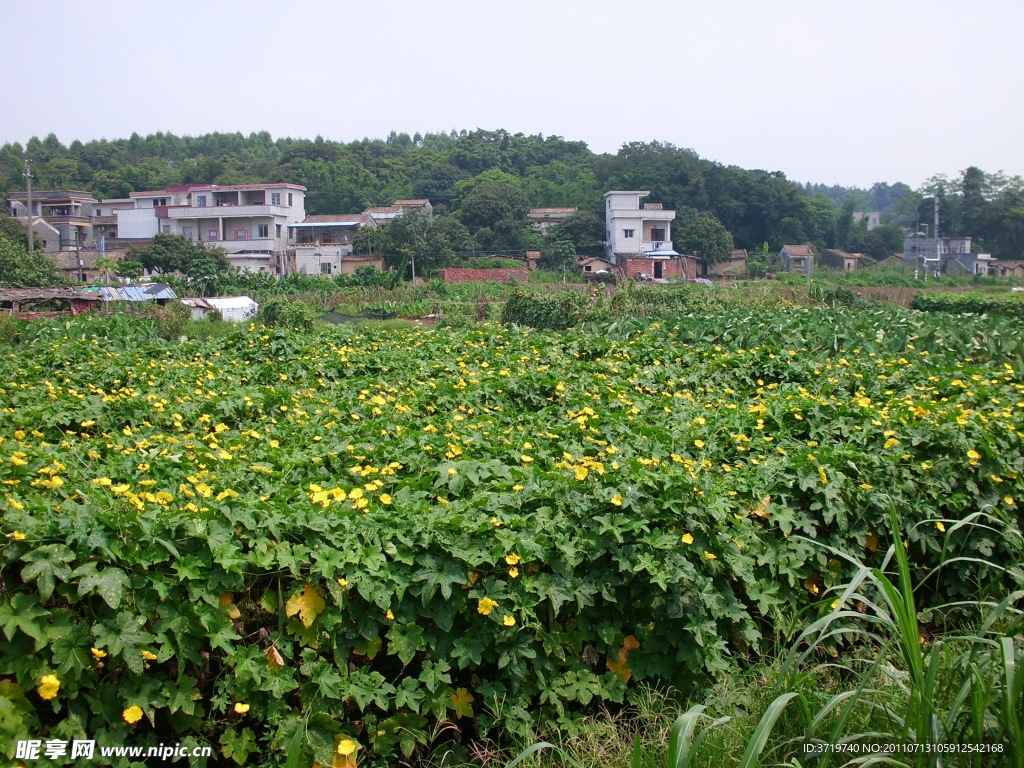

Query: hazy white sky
[3,0,1022,189]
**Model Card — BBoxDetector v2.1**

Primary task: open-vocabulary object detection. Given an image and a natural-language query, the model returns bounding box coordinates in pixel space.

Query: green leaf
[20,544,75,600]
[74,562,131,609]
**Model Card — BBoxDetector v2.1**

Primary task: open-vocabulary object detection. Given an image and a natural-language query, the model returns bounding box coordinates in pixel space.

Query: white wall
[116,208,160,238]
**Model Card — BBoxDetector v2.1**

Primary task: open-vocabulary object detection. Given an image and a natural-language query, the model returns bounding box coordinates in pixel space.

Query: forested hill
[0,130,840,250]
[2,129,1021,257]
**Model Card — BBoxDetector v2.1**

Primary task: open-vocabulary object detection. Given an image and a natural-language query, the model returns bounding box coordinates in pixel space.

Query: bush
[149,300,191,340]
[910,291,1024,318]
[256,298,320,331]
[501,288,590,329]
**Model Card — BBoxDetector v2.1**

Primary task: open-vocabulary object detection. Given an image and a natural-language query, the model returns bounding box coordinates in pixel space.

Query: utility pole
[24,159,33,254]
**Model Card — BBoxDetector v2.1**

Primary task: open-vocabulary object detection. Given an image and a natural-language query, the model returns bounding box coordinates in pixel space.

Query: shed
[182,296,258,322]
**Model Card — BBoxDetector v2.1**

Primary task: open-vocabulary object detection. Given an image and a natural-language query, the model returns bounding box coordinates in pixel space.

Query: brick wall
[621,257,696,281]
[438,268,529,284]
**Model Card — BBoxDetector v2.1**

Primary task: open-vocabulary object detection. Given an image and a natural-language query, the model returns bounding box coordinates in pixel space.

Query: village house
[115,182,307,274]
[821,249,864,271]
[528,207,577,231]
[604,191,697,281]
[902,235,993,275]
[779,244,815,274]
[289,214,379,276]
[8,189,98,254]
[708,249,749,277]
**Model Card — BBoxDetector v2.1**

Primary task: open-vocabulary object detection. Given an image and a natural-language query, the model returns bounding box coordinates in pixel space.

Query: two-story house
[604,191,696,280]
[289,214,378,276]
[116,183,307,273]
[902,235,993,275]
[8,189,98,254]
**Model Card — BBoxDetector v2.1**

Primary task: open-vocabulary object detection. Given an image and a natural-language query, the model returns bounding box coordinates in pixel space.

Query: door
[654,261,663,279]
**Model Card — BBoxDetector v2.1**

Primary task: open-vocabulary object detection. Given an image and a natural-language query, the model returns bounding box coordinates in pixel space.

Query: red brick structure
[437,268,529,284]
[621,256,697,281]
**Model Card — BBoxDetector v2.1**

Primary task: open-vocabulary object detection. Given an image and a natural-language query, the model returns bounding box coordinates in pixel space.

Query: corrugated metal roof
[83,283,177,302]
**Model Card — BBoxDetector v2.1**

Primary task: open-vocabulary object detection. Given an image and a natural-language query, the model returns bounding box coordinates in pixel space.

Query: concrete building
[604,191,696,280]
[853,211,881,230]
[902,235,993,275]
[8,189,98,253]
[116,183,306,273]
[289,214,376,275]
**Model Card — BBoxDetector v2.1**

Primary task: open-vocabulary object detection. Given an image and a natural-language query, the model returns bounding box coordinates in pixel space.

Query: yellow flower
[234,702,250,714]
[123,705,143,724]
[348,487,363,500]
[610,493,623,506]
[489,517,504,527]
[508,567,519,578]
[90,647,107,659]
[967,449,981,462]
[216,488,239,500]
[337,739,358,756]
[936,521,946,532]
[337,578,349,586]
[818,467,829,485]
[1005,496,1016,506]
[385,609,395,620]
[505,553,521,565]
[859,483,874,490]
[512,484,524,492]
[8,530,26,540]
[704,551,717,560]
[194,483,213,498]
[521,455,533,463]
[694,439,705,449]
[141,651,157,660]
[681,533,694,545]
[477,597,499,616]
[37,674,60,700]
[502,615,516,626]
[379,493,393,505]
[884,438,900,449]
[574,466,589,481]
[448,467,458,476]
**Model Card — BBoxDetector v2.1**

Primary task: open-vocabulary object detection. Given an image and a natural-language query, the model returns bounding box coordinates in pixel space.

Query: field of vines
[2,304,1023,766]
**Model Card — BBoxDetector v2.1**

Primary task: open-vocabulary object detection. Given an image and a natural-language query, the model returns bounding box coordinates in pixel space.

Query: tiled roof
[642,202,663,210]
[393,199,430,206]
[364,206,402,215]
[731,249,748,258]
[782,244,815,257]
[530,207,577,214]
[129,190,171,197]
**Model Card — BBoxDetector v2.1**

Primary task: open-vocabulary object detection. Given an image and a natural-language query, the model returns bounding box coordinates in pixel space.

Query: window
[95,208,102,216]
[320,262,332,274]
[183,226,194,239]
[196,195,207,207]
[233,228,248,240]
[258,224,269,238]
[161,225,170,233]
[154,198,167,207]
[585,265,592,272]
[650,228,666,242]
[276,224,282,237]
[288,193,293,206]
[208,229,219,241]
[270,192,281,206]
[623,229,635,238]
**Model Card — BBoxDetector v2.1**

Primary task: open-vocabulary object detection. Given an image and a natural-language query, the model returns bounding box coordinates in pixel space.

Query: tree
[116,260,144,281]
[93,257,119,285]
[549,211,605,253]
[540,239,577,274]
[0,234,66,287]
[0,215,43,251]
[129,233,229,275]
[674,214,733,273]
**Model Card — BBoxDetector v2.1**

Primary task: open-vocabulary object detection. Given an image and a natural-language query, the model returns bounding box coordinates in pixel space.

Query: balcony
[168,204,286,219]
[216,238,279,253]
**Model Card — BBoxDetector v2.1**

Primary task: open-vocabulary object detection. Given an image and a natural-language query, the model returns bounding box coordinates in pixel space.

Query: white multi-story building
[604,191,677,260]
[116,183,306,273]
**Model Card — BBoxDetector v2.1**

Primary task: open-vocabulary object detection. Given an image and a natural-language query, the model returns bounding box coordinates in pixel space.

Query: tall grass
[507,507,1022,768]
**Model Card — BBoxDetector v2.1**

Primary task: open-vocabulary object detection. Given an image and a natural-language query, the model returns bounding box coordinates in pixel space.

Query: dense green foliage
[910,290,1024,318]
[1,303,1022,766]
[0,232,66,287]
[0,129,917,256]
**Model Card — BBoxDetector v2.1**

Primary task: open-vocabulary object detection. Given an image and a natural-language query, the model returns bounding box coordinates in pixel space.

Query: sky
[3,0,1022,190]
